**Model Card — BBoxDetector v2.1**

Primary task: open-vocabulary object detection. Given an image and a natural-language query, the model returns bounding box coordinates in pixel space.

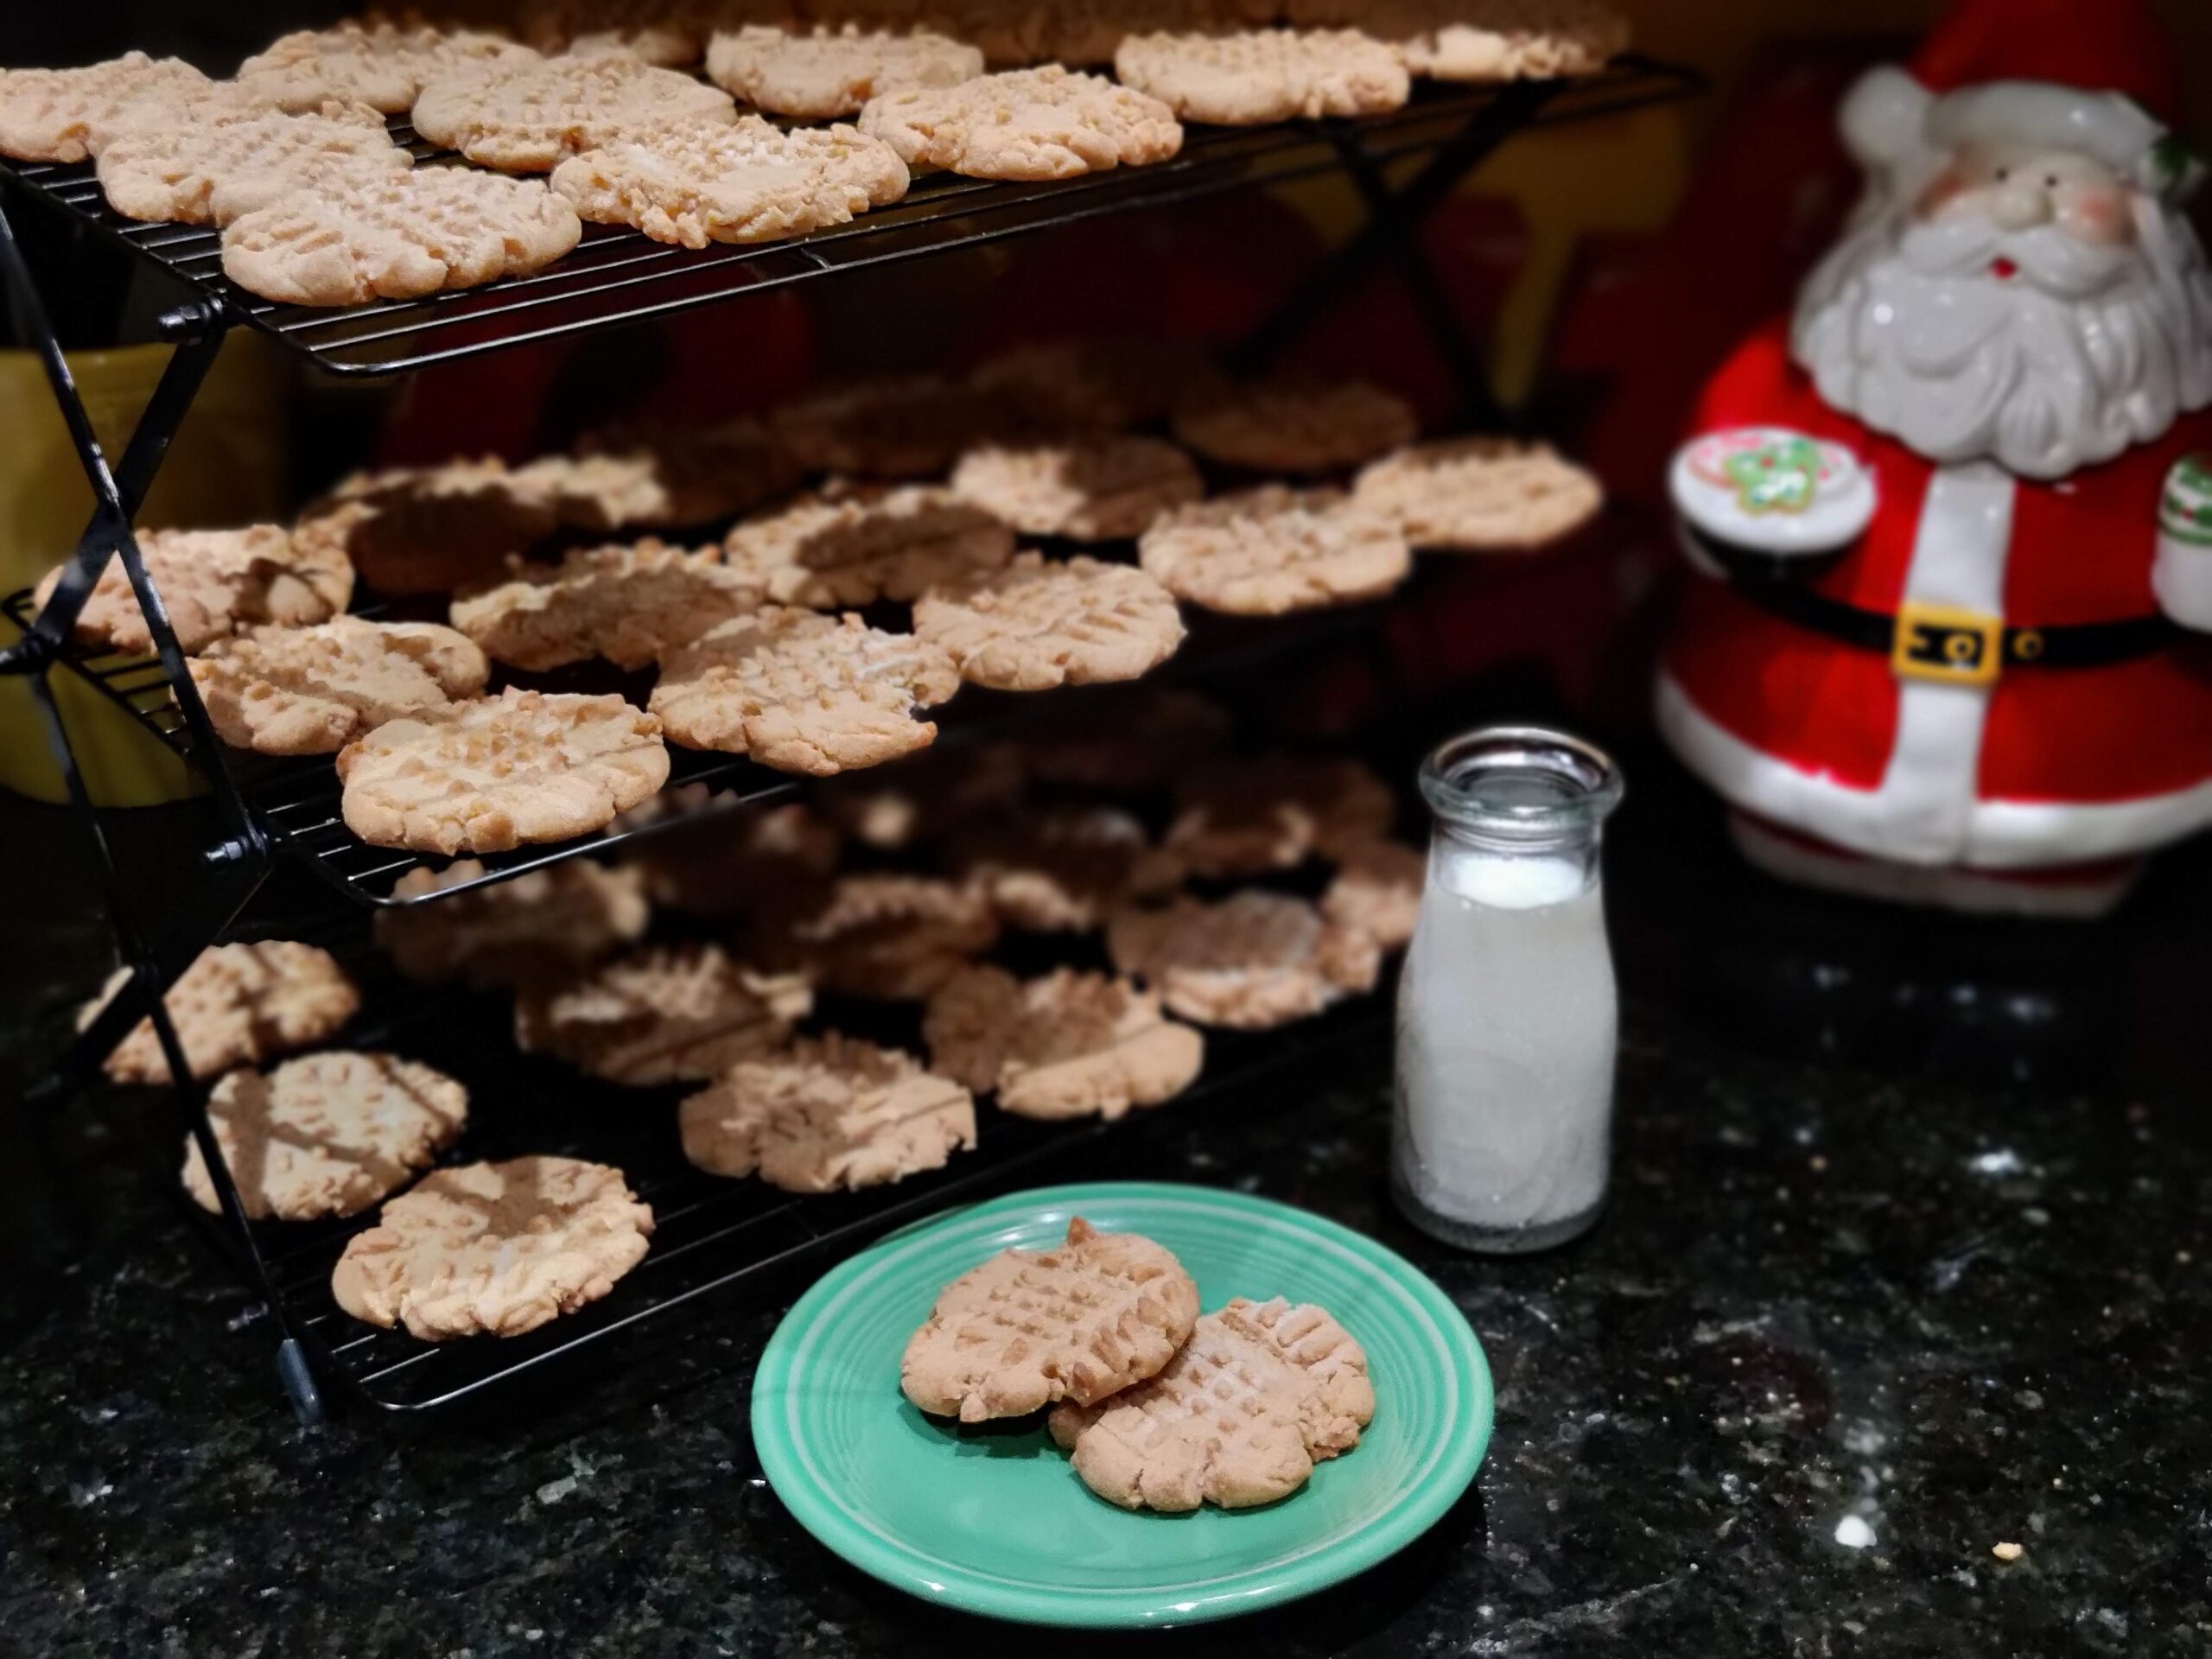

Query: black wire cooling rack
[3,48,1694,1418]
[0,59,1696,378]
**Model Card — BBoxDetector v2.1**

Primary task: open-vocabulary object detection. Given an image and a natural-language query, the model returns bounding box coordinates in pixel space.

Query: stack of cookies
[30,347,1599,881]
[902,1217,1377,1511]
[0,2,1628,304]
[29,355,1593,832]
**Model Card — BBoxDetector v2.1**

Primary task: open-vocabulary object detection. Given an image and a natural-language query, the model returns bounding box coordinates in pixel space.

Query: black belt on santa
[1688,523,2175,672]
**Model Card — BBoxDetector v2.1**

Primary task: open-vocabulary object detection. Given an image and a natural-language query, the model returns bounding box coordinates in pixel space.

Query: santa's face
[1793,132,2212,480]
[1915,143,2136,254]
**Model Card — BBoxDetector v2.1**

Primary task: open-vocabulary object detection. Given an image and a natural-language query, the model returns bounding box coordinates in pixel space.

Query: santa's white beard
[1792,195,2212,480]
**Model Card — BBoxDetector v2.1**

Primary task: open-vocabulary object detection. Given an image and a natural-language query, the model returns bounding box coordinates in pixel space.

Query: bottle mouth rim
[1419,726,1624,838]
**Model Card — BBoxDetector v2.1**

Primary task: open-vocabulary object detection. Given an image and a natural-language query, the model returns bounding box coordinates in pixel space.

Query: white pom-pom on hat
[1839,65,1933,174]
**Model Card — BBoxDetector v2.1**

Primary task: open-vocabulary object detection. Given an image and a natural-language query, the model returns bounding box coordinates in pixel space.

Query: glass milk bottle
[1392,727,1624,1254]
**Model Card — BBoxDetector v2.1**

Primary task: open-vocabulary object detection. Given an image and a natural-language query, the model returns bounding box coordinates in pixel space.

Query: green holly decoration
[2143,132,2206,204]
[1722,435,1825,514]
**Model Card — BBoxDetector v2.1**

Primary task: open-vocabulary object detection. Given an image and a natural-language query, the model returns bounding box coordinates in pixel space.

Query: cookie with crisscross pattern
[947,805,1174,931]
[755,873,1000,1001]
[923,966,1203,1121]
[1115,27,1409,124]
[516,943,812,1085]
[1107,890,1382,1029]
[858,65,1181,181]
[914,552,1184,691]
[182,1052,468,1222]
[721,486,1014,608]
[1287,0,1630,80]
[706,22,982,118]
[1173,376,1417,474]
[950,436,1202,543]
[236,21,531,114]
[411,54,736,172]
[449,538,761,672]
[80,941,359,1086]
[1163,754,1395,877]
[649,607,960,775]
[901,1217,1200,1421]
[0,53,211,163]
[678,1033,976,1192]
[220,167,582,307]
[189,616,487,755]
[1139,484,1410,614]
[550,115,909,247]
[336,687,670,855]
[331,1155,654,1341]
[378,859,650,988]
[96,100,408,226]
[1351,435,1602,550]
[35,524,353,658]
[1048,1295,1375,1510]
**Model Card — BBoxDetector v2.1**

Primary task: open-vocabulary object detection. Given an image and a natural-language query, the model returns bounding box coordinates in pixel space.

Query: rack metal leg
[1330,131,1505,431]
[0,198,321,1425]
[1234,81,1556,416]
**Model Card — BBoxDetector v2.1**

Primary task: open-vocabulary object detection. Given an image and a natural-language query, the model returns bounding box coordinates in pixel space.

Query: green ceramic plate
[751,1181,1493,1629]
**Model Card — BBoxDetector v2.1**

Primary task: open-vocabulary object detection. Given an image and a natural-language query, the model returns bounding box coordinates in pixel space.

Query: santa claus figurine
[1656,0,2212,917]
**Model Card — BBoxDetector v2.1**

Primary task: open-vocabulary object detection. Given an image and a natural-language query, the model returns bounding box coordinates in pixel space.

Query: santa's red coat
[1658,318,2212,870]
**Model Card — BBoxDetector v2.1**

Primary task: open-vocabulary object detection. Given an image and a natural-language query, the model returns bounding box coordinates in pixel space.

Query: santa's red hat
[1840,0,2199,199]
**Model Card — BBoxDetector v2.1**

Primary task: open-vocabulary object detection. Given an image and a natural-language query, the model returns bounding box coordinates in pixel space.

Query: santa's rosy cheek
[1913,172,1973,220]
[2059,189,2134,245]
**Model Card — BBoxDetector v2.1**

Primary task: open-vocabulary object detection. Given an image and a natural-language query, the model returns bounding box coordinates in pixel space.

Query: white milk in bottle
[1392,728,1623,1253]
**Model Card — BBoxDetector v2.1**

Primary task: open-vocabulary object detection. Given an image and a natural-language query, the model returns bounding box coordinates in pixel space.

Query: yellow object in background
[0,333,290,806]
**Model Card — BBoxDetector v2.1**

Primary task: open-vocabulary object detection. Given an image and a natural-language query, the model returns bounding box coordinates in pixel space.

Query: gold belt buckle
[1892,601,2004,688]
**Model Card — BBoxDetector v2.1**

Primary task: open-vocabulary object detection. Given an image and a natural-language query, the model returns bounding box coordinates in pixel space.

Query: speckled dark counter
[3,771,2208,1656]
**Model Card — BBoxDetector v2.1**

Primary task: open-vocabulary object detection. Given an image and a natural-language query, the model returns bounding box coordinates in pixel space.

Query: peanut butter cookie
[859,65,1181,181]
[337,688,671,855]
[1115,28,1409,124]
[1107,890,1382,1028]
[913,552,1185,691]
[411,54,736,172]
[182,1052,468,1222]
[35,524,352,658]
[378,859,650,987]
[678,1033,976,1192]
[0,53,211,163]
[1048,1295,1375,1510]
[551,116,908,247]
[221,168,582,307]
[706,22,982,118]
[924,965,1203,1121]
[722,486,1014,607]
[189,617,489,755]
[80,941,359,1086]
[517,943,813,1085]
[901,1217,1199,1421]
[332,1155,654,1341]
[449,539,762,672]
[1351,436,1602,550]
[651,608,959,775]
[1139,484,1411,614]
[950,436,1202,543]
[1173,375,1418,474]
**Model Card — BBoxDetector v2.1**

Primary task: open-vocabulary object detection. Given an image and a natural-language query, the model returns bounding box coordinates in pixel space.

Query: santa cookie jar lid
[1670,427,1878,555]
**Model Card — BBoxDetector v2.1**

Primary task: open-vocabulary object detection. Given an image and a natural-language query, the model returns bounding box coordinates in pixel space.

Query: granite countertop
[3,774,2209,1656]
